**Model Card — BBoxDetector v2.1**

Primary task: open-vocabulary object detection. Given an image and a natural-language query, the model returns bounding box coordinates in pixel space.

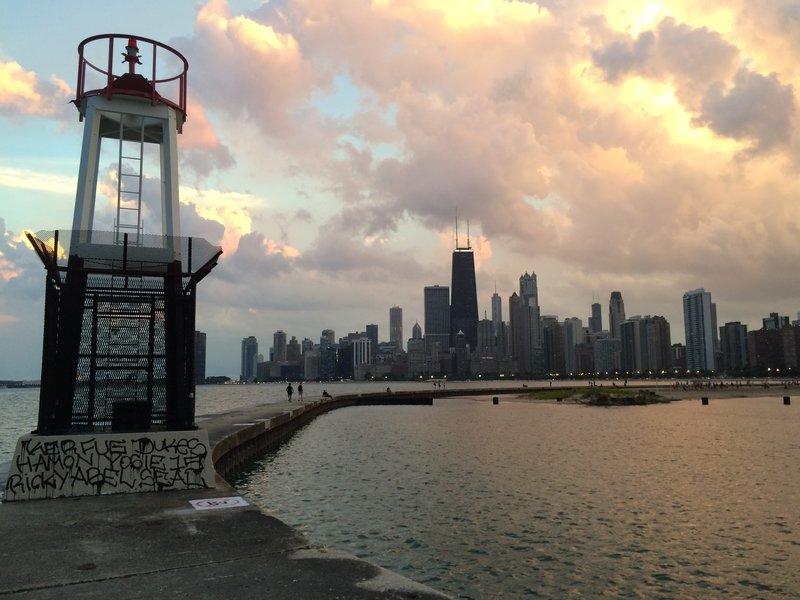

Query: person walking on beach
[298,383,304,402]
[286,382,294,402]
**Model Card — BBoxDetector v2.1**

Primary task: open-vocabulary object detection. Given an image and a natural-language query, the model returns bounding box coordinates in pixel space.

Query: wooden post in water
[492,397,499,405]
[784,396,791,405]
[701,397,709,405]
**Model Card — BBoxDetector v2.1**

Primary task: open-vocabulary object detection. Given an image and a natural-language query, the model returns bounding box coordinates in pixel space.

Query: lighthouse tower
[5,35,221,501]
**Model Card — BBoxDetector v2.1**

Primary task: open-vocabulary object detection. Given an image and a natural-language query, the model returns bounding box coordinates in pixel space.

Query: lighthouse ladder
[114,114,146,246]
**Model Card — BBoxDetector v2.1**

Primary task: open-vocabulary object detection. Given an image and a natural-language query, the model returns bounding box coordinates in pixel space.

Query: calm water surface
[0,380,543,463]
[234,397,800,599]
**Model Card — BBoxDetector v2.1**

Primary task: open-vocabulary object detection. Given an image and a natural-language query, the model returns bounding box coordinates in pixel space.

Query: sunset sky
[1,0,798,379]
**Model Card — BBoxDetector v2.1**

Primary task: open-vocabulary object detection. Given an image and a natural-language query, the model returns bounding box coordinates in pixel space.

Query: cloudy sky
[1,0,798,379]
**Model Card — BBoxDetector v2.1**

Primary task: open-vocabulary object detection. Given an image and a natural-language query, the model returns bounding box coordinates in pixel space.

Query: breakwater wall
[211,388,528,478]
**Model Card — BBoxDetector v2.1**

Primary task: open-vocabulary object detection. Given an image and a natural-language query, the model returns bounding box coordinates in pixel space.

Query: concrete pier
[0,392,463,599]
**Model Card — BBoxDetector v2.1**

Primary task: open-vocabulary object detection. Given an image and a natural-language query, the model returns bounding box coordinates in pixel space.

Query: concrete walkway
[0,396,452,599]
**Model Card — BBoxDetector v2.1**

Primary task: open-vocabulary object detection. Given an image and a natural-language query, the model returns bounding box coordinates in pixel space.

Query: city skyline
[1,1,799,379]
[225,284,797,381]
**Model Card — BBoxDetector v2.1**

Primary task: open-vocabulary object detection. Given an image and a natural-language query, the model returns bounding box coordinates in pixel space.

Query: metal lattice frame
[29,230,220,434]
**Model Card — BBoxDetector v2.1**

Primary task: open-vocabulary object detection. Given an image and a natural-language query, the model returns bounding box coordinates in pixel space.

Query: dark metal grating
[69,275,168,431]
[28,230,221,434]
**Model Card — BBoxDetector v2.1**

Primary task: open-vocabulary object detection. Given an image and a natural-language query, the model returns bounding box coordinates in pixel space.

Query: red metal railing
[76,34,188,127]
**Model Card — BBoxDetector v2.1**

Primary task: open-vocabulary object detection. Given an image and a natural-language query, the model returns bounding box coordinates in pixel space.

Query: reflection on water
[234,397,800,599]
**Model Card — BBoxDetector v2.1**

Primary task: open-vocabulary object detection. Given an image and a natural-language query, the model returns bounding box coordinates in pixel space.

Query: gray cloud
[696,69,795,152]
[592,31,654,83]
[592,16,739,110]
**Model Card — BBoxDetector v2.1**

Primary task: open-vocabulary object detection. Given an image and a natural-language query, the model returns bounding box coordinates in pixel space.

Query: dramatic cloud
[2,0,799,377]
[697,68,795,151]
[179,100,235,179]
[0,59,72,119]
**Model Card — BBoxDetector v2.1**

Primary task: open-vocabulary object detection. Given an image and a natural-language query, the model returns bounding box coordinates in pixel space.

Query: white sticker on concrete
[190,496,249,510]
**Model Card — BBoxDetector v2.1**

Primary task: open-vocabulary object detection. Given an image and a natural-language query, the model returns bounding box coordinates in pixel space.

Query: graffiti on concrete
[4,432,213,500]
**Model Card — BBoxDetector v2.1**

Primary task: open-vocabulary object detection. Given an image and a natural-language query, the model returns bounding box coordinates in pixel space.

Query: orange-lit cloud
[0,59,72,117]
[2,0,800,378]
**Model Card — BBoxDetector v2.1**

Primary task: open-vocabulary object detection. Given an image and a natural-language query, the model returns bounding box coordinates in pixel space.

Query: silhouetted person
[286,383,293,402]
[298,383,304,402]
[322,389,332,399]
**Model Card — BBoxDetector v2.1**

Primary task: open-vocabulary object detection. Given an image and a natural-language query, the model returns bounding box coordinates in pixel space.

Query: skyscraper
[619,315,671,373]
[683,288,717,372]
[589,302,602,333]
[389,306,403,351]
[450,247,479,349]
[424,285,450,355]
[491,289,502,336]
[320,329,335,347]
[240,336,258,382]
[720,321,749,373]
[563,317,583,375]
[286,336,301,362]
[519,272,538,306]
[609,291,625,339]
[513,272,543,375]
[366,324,378,358]
[272,330,287,362]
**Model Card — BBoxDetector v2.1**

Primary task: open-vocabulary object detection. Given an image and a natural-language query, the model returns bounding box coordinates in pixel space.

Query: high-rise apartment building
[194,331,207,384]
[240,336,258,381]
[542,316,565,375]
[272,330,287,362]
[594,337,621,373]
[563,317,583,375]
[450,248,479,349]
[424,285,450,356]
[720,321,749,373]
[683,288,717,372]
[620,315,671,373]
[389,306,403,351]
[609,291,625,339]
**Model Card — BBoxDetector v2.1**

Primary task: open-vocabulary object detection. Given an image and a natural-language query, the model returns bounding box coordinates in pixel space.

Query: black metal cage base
[29,230,220,434]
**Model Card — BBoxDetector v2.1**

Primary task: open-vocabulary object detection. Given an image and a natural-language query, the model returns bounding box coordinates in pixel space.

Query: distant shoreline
[654,384,797,402]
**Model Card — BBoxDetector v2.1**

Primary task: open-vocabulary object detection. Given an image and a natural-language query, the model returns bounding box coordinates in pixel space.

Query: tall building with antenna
[491,286,502,336]
[589,300,602,333]
[450,218,479,350]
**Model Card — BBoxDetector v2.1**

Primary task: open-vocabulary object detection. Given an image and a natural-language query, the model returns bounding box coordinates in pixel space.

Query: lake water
[232,396,800,599]
[5,384,799,598]
[0,379,553,464]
